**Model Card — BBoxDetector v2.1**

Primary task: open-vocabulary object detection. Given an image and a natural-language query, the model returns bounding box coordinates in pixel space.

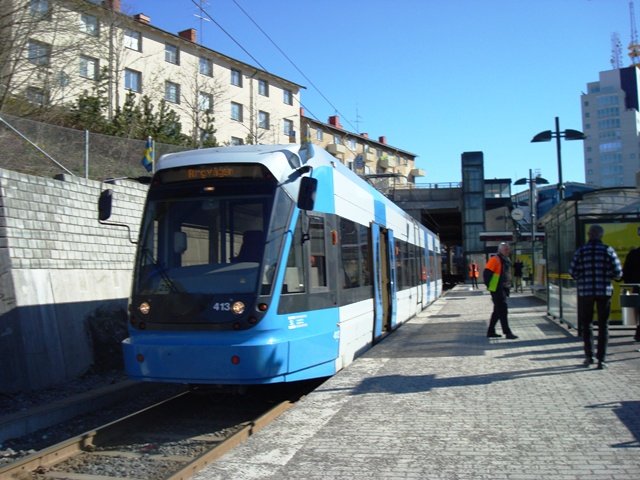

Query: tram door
[371,224,396,341]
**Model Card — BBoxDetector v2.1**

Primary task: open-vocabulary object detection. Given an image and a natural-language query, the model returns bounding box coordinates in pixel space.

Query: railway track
[1,382,317,480]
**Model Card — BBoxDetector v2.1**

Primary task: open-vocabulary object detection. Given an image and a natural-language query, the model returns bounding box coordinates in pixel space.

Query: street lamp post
[514,170,549,293]
[531,116,586,200]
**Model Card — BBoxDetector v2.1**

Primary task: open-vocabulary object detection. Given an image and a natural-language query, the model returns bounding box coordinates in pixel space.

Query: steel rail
[0,392,295,480]
[0,391,190,480]
[167,399,293,480]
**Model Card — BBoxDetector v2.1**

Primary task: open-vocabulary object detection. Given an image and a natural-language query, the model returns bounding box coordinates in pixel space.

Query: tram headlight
[231,301,245,315]
[138,302,151,315]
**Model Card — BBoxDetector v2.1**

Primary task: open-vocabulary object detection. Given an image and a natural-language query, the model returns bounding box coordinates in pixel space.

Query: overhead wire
[189,0,357,132]
[189,0,321,125]
[227,0,359,132]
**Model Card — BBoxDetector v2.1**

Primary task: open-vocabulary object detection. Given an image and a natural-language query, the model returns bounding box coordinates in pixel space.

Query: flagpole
[151,136,155,174]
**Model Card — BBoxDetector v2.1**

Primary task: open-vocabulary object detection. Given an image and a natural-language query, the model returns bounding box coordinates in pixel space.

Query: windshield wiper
[141,246,182,293]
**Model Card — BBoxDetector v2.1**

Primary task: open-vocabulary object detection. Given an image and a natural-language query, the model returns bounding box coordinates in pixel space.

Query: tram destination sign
[159,164,271,183]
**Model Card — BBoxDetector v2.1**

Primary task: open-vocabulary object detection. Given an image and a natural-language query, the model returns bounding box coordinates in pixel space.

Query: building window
[231,102,243,122]
[597,95,619,107]
[199,57,213,76]
[258,111,270,129]
[316,129,323,141]
[124,68,141,92]
[165,43,179,64]
[124,29,141,51]
[230,136,244,146]
[30,0,49,18]
[198,91,213,112]
[333,134,341,144]
[79,55,98,79]
[27,40,51,66]
[80,13,99,36]
[165,81,180,103]
[283,88,293,105]
[348,138,357,150]
[258,79,269,97]
[231,69,242,87]
[26,86,46,105]
[283,119,294,136]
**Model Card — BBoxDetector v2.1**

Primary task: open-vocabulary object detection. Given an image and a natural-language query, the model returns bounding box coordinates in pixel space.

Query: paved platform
[194,286,640,480]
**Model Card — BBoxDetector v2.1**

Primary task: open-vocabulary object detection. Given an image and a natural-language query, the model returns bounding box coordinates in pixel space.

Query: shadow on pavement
[350,364,590,396]
[587,401,640,448]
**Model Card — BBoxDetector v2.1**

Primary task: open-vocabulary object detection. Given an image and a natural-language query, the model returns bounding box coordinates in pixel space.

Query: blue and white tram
[119,144,441,384]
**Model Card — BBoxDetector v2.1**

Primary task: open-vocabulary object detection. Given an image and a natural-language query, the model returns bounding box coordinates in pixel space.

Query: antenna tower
[193,0,211,45]
[629,1,640,65]
[612,33,623,69]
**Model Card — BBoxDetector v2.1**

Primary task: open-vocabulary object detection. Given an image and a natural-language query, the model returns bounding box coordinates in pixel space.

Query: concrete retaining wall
[0,168,148,392]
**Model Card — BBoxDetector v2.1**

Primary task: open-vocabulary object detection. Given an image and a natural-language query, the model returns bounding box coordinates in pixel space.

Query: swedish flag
[141,137,154,172]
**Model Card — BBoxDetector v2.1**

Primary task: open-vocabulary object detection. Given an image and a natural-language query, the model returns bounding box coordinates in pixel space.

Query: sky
[122,0,627,192]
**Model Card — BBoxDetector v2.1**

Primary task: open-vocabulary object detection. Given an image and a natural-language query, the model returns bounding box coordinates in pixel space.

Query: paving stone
[194,286,640,480]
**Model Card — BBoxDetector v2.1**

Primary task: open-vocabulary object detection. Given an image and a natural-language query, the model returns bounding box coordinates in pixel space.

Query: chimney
[134,13,150,24]
[105,0,121,11]
[378,136,387,144]
[179,28,197,43]
[328,115,342,129]
[299,107,305,117]
[360,133,368,138]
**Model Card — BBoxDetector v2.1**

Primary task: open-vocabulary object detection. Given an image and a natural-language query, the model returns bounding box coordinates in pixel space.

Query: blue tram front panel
[123,307,340,384]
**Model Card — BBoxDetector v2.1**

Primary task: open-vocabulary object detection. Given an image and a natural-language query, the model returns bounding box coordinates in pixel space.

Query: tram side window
[359,224,372,286]
[409,242,418,286]
[282,217,305,294]
[395,239,409,290]
[340,218,360,288]
[339,219,371,289]
[309,215,327,288]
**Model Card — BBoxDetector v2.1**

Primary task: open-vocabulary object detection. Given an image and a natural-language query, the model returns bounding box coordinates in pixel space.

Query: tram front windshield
[133,179,291,297]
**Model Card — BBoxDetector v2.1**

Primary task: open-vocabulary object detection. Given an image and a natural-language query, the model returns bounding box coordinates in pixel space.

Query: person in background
[569,225,622,369]
[483,243,518,339]
[513,258,524,293]
[622,246,640,342]
[469,261,479,289]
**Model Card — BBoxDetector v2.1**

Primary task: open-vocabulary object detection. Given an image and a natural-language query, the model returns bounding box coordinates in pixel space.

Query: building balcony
[326,143,346,155]
[365,152,377,165]
[379,156,397,168]
[410,168,425,177]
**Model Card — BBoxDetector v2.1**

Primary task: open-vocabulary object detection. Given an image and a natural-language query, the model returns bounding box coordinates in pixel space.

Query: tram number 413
[212,302,231,311]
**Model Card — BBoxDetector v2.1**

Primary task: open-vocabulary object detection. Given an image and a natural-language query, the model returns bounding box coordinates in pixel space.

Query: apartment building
[581,66,640,187]
[4,0,302,145]
[3,0,425,183]
[302,114,424,186]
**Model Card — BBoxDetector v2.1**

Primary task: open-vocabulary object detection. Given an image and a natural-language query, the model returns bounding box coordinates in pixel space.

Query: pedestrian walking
[569,224,622,369]
[513,258,524,293]
[483,242,518,339]
[622,246,640,342]
[469,261,479,289]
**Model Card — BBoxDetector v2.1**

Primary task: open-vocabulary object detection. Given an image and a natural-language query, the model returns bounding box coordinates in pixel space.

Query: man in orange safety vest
[483,242,518,339]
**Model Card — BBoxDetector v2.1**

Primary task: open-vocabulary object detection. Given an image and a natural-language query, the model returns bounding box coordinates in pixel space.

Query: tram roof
[157,144,428,234]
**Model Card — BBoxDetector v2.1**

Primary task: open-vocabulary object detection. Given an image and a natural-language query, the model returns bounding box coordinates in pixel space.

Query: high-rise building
[581,66,640,187]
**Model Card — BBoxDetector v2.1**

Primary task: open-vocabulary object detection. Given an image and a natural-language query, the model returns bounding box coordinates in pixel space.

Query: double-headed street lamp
[531,116,586,200]
[514,170,549,293]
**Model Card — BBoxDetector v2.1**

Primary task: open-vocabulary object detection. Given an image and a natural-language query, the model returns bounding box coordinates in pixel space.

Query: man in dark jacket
[569,225,622,369]
[622,246,640,342]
